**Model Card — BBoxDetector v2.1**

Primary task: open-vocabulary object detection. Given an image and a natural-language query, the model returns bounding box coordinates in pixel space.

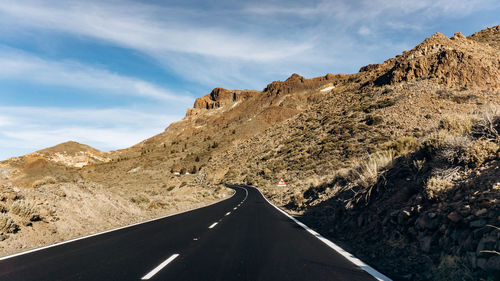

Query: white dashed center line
[209,222,218,229]
[141,254,179,280]
[225,212,231,216]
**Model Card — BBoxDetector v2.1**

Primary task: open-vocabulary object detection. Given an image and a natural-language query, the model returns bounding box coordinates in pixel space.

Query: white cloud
[0,115,12,127]
[0,48,190,103]
[0,1,311,62]
[0,106,183,159]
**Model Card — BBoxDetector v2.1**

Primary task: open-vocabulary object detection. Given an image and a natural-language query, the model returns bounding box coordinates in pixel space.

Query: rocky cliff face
[263,73,343,96]
[187,88,259,116]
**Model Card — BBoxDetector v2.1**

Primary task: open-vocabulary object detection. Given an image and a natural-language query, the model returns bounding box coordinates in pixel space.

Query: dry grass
[383,136,418,155]
[439,114,475,135]
[0,203,8,213]
[0,213,19,233]
[148,200,169,209]
[130,193,150,205]
[32,176,56,188]
[10,201,40,221]
[425,175,454,200]
[438,136,498,167]
[473,104,500,142]
[351,150,395,188]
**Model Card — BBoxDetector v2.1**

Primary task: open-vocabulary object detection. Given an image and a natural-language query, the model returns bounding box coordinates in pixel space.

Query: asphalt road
[0,185,382,281]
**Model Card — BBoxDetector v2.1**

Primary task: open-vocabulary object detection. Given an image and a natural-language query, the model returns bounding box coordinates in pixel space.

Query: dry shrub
[473,104,500,142]
[439,136,498,167]
[439,115,475,135]
[0,203,8,213]
[32,176,56,188]
[10,201,40,221]
[421,130,450,153]
[0,213,18,233]
[148,200,168,209]
[383,136,418,155]
[438,135,472,165]
[412,159,426,172]
[467,139,499,166]
[130,193,150,205]
[290,191,306,208]
[425,175,454,200]
[243,174,254,186]
[354,150,395,187]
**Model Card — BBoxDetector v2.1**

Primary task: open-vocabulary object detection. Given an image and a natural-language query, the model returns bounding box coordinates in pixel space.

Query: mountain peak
[286,73,305,81]
[37,141,101,156]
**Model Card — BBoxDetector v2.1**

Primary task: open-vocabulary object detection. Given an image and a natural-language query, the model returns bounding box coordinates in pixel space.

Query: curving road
[0,185,388,281]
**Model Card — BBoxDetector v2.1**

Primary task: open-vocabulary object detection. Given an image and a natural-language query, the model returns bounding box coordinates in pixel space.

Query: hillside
[1,25,499,280]
[199,28,500,280]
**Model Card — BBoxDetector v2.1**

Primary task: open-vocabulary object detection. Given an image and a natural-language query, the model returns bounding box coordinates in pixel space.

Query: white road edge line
[209,222,218,229]
[0,188,237,261]
[141,254,179,280]
[251,185,392,281]
[225,212,231,216]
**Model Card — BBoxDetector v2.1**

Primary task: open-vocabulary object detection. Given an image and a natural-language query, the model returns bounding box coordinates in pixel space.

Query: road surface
[0,185,385,281]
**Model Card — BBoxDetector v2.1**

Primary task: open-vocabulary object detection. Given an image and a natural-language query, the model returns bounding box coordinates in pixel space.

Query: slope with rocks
[469,25,500,50]
[200,26,500,280]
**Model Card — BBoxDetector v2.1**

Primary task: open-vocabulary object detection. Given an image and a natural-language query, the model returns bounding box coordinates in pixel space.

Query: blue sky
[0,0,499,160]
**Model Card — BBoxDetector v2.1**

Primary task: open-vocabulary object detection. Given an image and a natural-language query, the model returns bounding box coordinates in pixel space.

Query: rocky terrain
[1,25,499,280]
[200,27,500,280]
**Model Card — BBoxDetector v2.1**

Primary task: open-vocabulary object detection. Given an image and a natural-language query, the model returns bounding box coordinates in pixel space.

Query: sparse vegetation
[130,193,150,205]
[10,201,40,221]
[425,175,454,200]
[350,150,395,188]
[0,213,18,233]
[32,176,56,188]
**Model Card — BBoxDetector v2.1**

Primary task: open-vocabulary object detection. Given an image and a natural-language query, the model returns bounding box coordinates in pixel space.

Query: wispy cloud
[0,1,311,62]
[0,0,320,90]
[0,106,182,159]
[0,47,190,103]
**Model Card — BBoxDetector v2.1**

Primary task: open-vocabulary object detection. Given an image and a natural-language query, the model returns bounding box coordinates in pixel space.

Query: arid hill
[1,25,500,280]
[199,26,500,280]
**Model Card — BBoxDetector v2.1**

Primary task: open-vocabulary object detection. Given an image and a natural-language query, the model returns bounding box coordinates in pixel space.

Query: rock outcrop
[187,88,259,116]
[373,32,500,90]
[263,73,343,96]
[468,24,500,50]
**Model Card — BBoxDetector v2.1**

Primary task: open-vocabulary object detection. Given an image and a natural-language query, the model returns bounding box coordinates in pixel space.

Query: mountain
[1,25,500,280]
[469,25,500,50]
